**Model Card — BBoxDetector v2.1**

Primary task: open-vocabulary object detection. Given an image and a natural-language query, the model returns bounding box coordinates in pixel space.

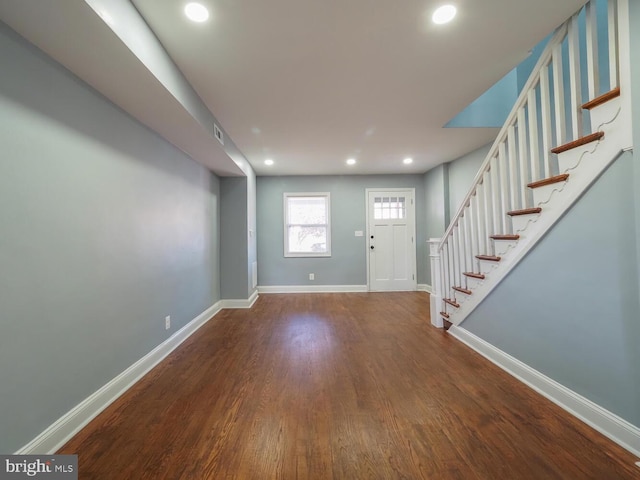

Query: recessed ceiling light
[403,157,414,165]
[346,158,356,166]
[264,159,274,166]
[184,2,209,23]
[432,5,457,24]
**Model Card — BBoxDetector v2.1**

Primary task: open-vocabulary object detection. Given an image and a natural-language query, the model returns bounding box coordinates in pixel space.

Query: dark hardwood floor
[59,292,640,479]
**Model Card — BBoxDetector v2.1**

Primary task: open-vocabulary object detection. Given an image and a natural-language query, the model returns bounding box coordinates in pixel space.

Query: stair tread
[476,255,501,262]
[463,272,485,279]
[528,174,569,189]
[551,131,604,154]
[440,311,450,319]
[443,319,453,331]
[452,286,472,295]
[444,298,460,308]
[508,207,542,216]
[490,234,520,241]
[582,87,621,110]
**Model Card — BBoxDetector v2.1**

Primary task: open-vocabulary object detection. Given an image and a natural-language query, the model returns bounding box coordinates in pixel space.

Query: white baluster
[552,44,567,148]
[457,223,465,287]
[443,242,451,301]
[508,126,519,211]
[585,0,600,99]
[456,225,464,288]
[527,88,540,182]
[498,142,509,233]
[440,245,446,311]
[568,13,583,139]
[490,157,501,235]
[469,193,479,272]
[463,211,473,284]
[456,223,464,287]
[483,170,493,252]
[476,181,486,258]
[517,108,529,208]
[451,226,459,290]
[539,65,553,178]
[608,0,619,89]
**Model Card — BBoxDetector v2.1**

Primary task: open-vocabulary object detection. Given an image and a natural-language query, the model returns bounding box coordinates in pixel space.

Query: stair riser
[558,143,596,173]
[511,213,541,233]
[493,239,518,257]
[477,259,500,274]
[589,96,621,133]
[463,276,484,289]
[532,182,568,206]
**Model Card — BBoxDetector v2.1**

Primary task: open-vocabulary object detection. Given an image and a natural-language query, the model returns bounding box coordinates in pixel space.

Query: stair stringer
[447,96,632,326]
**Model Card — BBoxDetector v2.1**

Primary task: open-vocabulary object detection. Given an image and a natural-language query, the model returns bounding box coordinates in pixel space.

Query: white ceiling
[0,0,586,176]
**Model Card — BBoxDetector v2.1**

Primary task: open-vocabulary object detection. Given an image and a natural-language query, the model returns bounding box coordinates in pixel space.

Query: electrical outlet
[309,273,315,280]
[165,316,171,330]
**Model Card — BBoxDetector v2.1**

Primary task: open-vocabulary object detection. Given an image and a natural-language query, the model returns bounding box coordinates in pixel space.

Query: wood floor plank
[58,292,640,479]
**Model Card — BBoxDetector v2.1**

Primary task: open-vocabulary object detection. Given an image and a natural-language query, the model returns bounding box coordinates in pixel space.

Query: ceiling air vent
[214,124,224,145]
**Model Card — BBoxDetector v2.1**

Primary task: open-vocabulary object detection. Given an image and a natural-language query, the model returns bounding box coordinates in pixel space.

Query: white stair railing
[433,0,624,325]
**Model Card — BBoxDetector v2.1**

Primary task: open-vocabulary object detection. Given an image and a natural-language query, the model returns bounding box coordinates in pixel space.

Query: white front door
[366,189,417,291]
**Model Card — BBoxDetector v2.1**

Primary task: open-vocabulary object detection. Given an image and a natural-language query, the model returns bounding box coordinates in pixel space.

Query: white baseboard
[220,289,259,309]
[417,284,432,293]
[258,285,368,294]
[16,301,224,455]
[449,326,640,457]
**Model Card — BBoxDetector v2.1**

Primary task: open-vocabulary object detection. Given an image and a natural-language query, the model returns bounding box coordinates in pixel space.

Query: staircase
[429,0,634,329]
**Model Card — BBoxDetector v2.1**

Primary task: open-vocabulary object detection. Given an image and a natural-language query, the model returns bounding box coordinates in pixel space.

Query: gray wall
[462,153,640,426]
[220,177,249,299]
[222,134,258,300]
[447,143,490,222]
[424,164,448,242]
[257,175,427,286]
[0,24,221,453]
[630,0,640,312]
[247,170,258,294]
[423,142,490,242]
[423,143,489,284]
[423,165,448,286]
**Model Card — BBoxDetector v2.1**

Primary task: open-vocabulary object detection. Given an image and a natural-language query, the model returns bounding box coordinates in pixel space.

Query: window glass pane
[284,193,331,256]
[288,226,327,253]
[373,194,407,219]
[288,197,326,224]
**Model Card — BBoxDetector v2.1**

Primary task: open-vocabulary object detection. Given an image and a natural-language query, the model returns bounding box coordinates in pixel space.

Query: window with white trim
[284,193,331,257]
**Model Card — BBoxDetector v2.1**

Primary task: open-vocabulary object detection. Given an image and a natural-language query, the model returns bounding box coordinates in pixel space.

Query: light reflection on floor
[281,315,337,367]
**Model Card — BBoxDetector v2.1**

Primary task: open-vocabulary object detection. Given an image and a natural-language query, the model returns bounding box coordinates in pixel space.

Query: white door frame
[365,188,417,291]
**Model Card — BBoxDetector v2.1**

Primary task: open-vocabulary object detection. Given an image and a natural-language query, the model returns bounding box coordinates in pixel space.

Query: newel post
[428,238,444,328]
